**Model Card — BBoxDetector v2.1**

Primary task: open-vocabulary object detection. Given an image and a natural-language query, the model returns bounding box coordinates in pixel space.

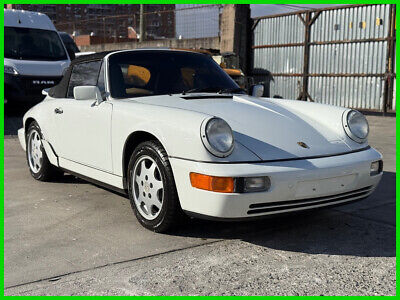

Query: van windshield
[5,26,68,61]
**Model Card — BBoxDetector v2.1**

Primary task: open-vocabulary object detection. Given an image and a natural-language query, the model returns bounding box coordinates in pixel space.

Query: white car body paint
[18,50,383,219]
[75,51,96,58]
[52,99,113,172]
[170,148,381,218]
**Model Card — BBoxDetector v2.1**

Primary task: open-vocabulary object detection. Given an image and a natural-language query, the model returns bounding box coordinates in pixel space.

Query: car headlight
[342,110,369,143]
[201,117,234,157]
[5,65,19,75]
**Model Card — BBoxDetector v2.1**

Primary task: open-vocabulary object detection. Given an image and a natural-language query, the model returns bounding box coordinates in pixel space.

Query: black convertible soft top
[48,51,115,98]
[72,51,115,64]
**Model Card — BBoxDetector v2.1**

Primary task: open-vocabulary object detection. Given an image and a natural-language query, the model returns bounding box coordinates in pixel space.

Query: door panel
[52,99,113,173]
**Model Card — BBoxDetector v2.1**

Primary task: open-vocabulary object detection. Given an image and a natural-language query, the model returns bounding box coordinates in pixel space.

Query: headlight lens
[201,117,234,157]
[344,110,369,143]
[5,65,19,75]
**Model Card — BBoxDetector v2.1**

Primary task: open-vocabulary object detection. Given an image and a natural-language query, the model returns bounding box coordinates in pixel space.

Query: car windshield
[108,51,242,99]
[5,26,68,61]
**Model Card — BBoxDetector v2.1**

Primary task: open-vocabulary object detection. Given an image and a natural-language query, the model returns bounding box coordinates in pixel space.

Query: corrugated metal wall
[252,4,396,112]
[253,13,305,100]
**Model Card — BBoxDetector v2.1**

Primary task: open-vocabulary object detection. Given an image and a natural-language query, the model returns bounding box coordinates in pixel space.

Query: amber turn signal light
[190,173,235,193]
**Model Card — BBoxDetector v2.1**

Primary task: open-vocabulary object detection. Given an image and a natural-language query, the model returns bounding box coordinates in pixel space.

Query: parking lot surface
[4,114,396,295]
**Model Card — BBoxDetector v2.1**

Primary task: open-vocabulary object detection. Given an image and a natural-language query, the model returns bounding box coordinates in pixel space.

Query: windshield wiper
[217,87,245,94]
[182,86,223,95]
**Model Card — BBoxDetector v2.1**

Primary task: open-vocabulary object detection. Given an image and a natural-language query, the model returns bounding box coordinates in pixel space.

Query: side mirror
[42,88,50,96]
[251,84,264,97]
[74,86,103,104]
[66,48,76,61]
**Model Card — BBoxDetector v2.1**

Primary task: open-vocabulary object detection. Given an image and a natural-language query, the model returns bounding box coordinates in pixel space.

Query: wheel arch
[122,130,166,189]
[24,117,37,133]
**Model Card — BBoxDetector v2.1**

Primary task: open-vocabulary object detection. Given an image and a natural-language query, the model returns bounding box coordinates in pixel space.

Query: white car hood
[134,94,354,161]
[4,58,69,77]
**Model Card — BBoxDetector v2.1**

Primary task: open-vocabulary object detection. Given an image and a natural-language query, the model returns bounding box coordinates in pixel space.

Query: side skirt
[60,167,127,196]
[41,140,127,195]
[58,157,125,190]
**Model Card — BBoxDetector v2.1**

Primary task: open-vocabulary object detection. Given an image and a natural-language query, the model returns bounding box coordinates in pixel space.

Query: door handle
[54,107,63,114]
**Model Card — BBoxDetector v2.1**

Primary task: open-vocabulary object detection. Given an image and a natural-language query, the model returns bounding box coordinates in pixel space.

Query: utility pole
[103,17,106,44]
[139,4,145,42]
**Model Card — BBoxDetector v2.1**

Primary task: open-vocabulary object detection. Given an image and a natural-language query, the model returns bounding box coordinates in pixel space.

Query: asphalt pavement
[4,112,396,296]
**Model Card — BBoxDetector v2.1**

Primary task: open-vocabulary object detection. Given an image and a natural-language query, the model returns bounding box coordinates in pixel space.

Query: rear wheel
[127,140,182,232]
[26,121,61,181]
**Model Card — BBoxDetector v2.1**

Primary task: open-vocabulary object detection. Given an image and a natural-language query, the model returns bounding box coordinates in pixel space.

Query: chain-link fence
[175,4,222,39]
[9,4,222,42]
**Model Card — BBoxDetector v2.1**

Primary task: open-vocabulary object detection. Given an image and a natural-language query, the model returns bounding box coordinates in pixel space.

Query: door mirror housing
[251,84,264,97]
[73,86,104,104]
[42,88,50,96]
[66,47,76,61]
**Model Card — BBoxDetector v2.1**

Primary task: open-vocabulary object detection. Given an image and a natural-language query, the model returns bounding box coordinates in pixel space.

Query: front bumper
[170,147,383,219]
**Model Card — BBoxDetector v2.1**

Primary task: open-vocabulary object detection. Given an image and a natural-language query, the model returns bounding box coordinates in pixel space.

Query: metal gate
[251,4,396,112]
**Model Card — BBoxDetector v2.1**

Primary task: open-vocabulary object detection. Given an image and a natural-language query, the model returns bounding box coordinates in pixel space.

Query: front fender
[111,101,260,177]
[22,99,56,141]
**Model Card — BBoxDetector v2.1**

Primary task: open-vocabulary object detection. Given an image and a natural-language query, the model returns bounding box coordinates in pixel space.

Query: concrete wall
[220,4,251,73]
[79,36,220,52]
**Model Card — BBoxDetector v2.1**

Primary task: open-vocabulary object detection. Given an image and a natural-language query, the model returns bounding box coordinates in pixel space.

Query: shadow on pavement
[4,104,33,136]
[53,174,86,184]
[170,171,395,258]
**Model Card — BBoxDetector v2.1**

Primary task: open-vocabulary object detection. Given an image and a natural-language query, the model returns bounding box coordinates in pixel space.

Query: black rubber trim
[60,167,127,196]
[247,190,372,215]
[181,95,233,100]
[249,186,373,209]
[60,157,121,176]
[169,146,371,164]
[44,140,60,165]
[183,196,369,222]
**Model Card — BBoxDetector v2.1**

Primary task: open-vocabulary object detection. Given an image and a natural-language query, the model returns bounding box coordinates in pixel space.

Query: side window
[67,60,102,98]
[97,62,106,96]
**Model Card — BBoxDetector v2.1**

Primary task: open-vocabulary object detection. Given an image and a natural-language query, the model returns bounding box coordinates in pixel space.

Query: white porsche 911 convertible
[18,49,383,232]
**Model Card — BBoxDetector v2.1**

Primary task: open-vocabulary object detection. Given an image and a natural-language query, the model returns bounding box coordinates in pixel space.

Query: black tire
[127,140,183,232]
[26,121,62,181]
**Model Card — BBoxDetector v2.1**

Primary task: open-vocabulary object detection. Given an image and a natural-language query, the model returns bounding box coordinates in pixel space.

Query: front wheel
[127,141,182,232]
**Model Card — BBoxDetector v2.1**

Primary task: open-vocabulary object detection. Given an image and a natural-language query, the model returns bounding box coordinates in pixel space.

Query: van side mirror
[74,86,103,105]
[66,47,76,60]
[251,84,264,97]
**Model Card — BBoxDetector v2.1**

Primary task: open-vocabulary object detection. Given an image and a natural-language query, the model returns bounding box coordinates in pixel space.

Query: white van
[4,9,71,105]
